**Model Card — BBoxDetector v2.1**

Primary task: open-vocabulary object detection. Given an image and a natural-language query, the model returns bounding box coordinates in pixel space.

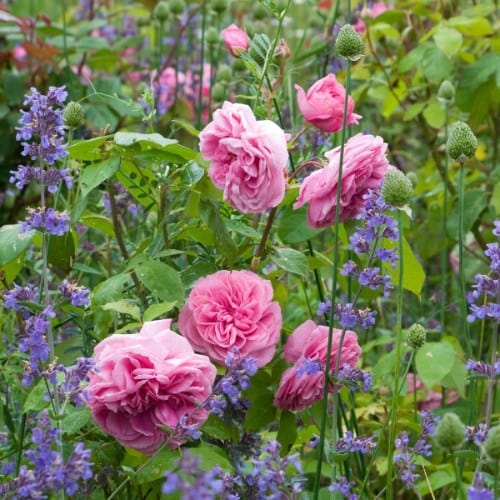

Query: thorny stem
[251,207,278,272]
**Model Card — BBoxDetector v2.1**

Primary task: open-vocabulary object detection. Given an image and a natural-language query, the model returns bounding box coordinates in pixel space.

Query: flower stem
[313,58,352,499]
[440,104,449,335]
[386,209,405,500]
[251,207,278,272]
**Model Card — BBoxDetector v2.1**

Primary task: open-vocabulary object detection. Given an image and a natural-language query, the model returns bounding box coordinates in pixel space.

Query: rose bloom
[294,133,390,228]
[221,24,250,56]
[199,101,288,213]
[274,320,361,411]
[86,320,216,455]
[406,373,459,411]
[295,74,361,133]
[178,270,282,367]
[354,2,393,35]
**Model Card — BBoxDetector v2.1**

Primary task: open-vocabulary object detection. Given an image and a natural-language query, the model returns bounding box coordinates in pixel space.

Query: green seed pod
[446,121,477,162]
[232,57,246,72]
[438,80,455,105]
[169,0,186,16]
[211,82,226,102]
[63,101,85,128]
[381,169,414,207]
[483,425,500,461]
[406,323,426,350]
[434,413,466,452]
[335,24,364,61]
[216,64,232,83]
[211,0,228,14]
[206,26,219,45]
[406,171,418,189]
[153,1,169,22]
[253,3,268,20]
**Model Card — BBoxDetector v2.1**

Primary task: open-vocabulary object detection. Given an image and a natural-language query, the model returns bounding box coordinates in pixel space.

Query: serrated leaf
[415,342,456,388]
[0,225,34,266]
[271,248,309,278]
[102,300,141,321]
[277,205,324,243]
[80,156,120,198]
[61,405,91,434]
[92,273,131,306]
[134,260,184,305]
[180,160,205,186]
[24,379,49,413]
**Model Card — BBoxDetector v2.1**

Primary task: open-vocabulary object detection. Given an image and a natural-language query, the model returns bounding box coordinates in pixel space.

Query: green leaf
[102,300,142,321]
[403,102,426,121]
[417,470,455,496]
[382,235,426,300]
[441,353,467,397]
[0,224,34,266]
[277,411,297,454]
[423,99,446,129]
[244,390,276,431]
[47,232,75,277]
[271,248,309,278]
[0,253,25,286]
[143,301,177,322]
[446,189,488,239]
[180,160,205,186]
[134,447,180,484]
[67,135,112,161]
[79,215,115,237]
[189,443,232,472]
[61,405,91,434]
[415,341,456,388]
[433,25,463,57]
[80,156,121,198]
[114,132,176,148]
[134,259,184,305]
[24,379,49,413]
[447,16,493,37]
[115,159,157,209]
[92,273,131,305]
[277,205,324,243]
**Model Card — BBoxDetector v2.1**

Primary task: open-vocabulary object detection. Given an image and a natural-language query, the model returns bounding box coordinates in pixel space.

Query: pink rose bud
[221,24,250,57]
[86,320,216,455]
[179,270,282,367]
[275,38,291,59]
[295,73,361,133]
[294,133,390,228]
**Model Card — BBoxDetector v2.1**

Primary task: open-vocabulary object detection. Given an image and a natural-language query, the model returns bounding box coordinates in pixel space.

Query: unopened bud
[211,0,228,14]
[275,38,291,60]
[169,0,185,16]
[216,64,232,83]
[206,27,219,45]
[434,413,466,452]
[406,323,426,349]
[438,80,455,105]
[153,1,169,22]
[63,101,85,128]
[483,425,500,461]
[446,122,477,162]
[335,24,364,61]
[381,169,413,207]
[211,82,226,102]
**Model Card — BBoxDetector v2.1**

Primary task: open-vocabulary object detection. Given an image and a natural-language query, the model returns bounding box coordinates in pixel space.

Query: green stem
[440,104,449,335]
[313,58,352,499]
[386,209,405,500]
[251,207,278,271]
[196,0,207,128]
[485,320,498,428]
[458,162,472,357]
[452,454,465,500]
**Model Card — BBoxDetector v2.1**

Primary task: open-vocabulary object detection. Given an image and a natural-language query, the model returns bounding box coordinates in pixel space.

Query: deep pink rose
[295,74,361,133]
[221,24,250,56]
[86,320,216,455]
[178,270,282,367]
[199,101,288,213]
[274,320,361,411]
[294,133,390,228]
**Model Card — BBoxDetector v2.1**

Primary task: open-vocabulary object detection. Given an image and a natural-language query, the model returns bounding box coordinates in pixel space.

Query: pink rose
[406,373,459,411]
[294,133,390,228]
[295,74,361,133]
[178,270,282,367]
[221,24,250,56]
[86,319,216,455]
[354,2,393,35]
[274,320,361,411]
[199,101,288,213]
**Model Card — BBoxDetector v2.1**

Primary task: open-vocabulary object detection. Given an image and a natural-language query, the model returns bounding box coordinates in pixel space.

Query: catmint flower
[55,357,95,406]
[335,24,364,61]
[394,432,418,489]
[434,412,466,452]
[20,207,70,236]
[466,359,498,378]
[446,121,477,162]
[406,323,426,349]
[295,356,322,379]
[10,166,73,193]
[337,430,377,454]
[493,220,500,237]
[381,169,413,207]
[465,423,489,446]
[16,86,68,165]
[58,280,90,307]
[336,364,373,391]
[3,283,38,313]
[317,298,331,317]
[20,306,55,370]
[333,303,377,330]
[468,474,494,500]
[329,476,357,499]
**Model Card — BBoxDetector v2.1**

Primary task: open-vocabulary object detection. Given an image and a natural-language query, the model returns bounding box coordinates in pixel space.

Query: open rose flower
[178,270,282,367]
[221,24,250,56]
[294,133,390,228]
[295,74,361,133]
[274,320,361,411]
[199,101,288,213]
[86,320,216,455]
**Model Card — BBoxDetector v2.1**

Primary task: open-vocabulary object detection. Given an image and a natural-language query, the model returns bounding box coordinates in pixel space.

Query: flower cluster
[0,412,92,498]
[466,359,500,378]
[20,207,70,236]
[337,430,377,454]
[336,363,373,392]
[58,280,91,307]
[329,476,358,499]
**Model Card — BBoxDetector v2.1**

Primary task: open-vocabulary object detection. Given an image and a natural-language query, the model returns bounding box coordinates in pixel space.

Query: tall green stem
[440,104,449,335]
[386,209,405,499]
[313,59,352,499]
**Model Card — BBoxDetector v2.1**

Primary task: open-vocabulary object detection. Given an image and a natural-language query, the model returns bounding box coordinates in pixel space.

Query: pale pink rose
[294,133,390,228]
[221,24,250,56]
[406,373,459,411]
[86,319,216,455]
[274,320,361,411]
[199,101,288,213]
[178,270,282,367]
[354,2,393,35]
[295,74,361,133]
[11,45,28,69]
